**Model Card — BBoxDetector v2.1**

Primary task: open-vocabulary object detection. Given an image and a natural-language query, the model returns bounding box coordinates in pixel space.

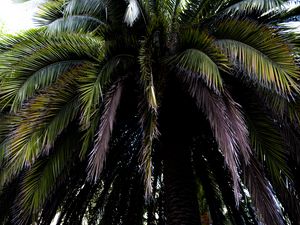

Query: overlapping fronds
[34,0,65,26]
[0,64,86,189]
[0,32,103,110]
[179,0,212,24]
[168,30,230,93]
[247,107,291,183]
[0,0,300,224]
[14,131,77,224]
[179,0,286,24]
[185,78,250,203]
[214,19,300,96]
[35,0,107,33]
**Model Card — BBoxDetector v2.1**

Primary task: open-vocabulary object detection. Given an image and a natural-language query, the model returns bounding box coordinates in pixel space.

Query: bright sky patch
[0,0,43,33]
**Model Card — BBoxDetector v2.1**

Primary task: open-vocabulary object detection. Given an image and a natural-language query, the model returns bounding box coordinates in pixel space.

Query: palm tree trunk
[160,77,201,225]
[163,139,201,225]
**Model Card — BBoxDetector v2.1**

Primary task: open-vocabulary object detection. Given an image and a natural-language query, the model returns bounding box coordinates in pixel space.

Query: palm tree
[0,0,300,224]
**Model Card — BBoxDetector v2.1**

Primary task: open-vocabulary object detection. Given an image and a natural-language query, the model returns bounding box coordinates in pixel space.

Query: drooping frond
[244,157,285,225]
[0,32,103,111]
[138,37,159,199]
[243,96,300,223]
[223,91,251,162]
[14,131,77,224]
[185,78,250,203]
[87,80,123,182]
[169,30,230,93]
[0,65,82,188]
[78,64,104,129]
[0,0,299,224]
[246,105,291,183]
[214,19,300,97]
[138,104,159,199]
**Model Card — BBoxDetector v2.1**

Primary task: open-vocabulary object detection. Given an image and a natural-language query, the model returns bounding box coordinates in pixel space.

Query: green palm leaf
[221,0,286,14]
[16,132,76,224]
[214,19,299,96]
[168,30,230,93]
[170,49,224,92]
[0,66,81,188]
[1,0,300,224]
[0,32,103,110]
[45,16,105,33]
[34,0,65,26]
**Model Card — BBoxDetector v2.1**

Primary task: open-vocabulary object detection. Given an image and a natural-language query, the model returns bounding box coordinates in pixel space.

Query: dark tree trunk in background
[163,139,201,225]
[160,78,201,225]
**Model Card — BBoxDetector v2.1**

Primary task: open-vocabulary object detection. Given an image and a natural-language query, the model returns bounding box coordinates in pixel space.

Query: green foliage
[0,0,300,225]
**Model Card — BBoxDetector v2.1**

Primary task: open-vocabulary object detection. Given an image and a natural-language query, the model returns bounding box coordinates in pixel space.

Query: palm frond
[80,110,100,160]
[139,105,159,199]
[171,50,225,93]
[179,0,217,24]
[167,30,232,93]
[223,91,251,162]
[0,28,44,54]
[138,38,159,199]
[244,157,285,225]
[87,80,123,182]
[79,54,134,129]
[11,60,85,112]
[246,107,291,184]
[221,0,285,15]
[65,0,105,18]
[78,64,104,129]
[0,32,103,110]
[37,0,107,33]
[0,66,81,188]
[46,16,105,34]
[33,0,65,26]
[124,0,141,26]
[186,79,249,203]
[280,4,300,21]
[214,19,299,97]
[15,132,76,224]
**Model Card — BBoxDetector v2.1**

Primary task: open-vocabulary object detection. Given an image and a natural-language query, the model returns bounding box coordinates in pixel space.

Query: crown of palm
[0,0,300,224]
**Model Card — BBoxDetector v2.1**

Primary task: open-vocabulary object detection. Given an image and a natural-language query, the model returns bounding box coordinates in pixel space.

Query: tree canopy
[0,0,300,225]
